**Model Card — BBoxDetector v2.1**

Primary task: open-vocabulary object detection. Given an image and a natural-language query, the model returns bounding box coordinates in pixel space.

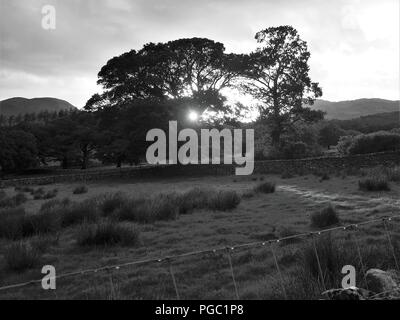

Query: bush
[76,220,140,247]
[310,204,340,228]
[73,185,89,195]
[343,131,400,155]
[254,182,276,194]
[0,190,6,200]
[359,177,390,191]
[4,242,41,272]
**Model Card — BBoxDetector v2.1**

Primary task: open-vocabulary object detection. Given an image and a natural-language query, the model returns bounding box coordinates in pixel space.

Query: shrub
[73,185,89,195]
[346,131,400,155]
[359,177,390,191]
[76,220,140,247]
[310,204,340,228]
[4,242,41,272]
[0,190,6,200]
[254,182,276,194]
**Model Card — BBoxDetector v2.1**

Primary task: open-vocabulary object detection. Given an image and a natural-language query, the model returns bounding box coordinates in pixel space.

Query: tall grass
[4,242,41,272]
[0,207,61,240]
[0,193,28,208]
[310,204,340,229]
[76,220,140,247]
[254,181,276,194]
[359,177,390,191]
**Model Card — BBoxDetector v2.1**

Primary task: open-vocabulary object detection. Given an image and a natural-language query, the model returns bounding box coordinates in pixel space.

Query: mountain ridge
[310,98,399,120]
[0,97,76,117]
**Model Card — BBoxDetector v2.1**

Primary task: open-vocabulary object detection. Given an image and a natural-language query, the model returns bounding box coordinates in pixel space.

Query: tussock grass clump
[0,207,61,240]
[4,242,41,272]
[60,200,100,227]
[281,171,294,179]
[319,173,330,182]
[208,190,241,211]
[0,208,27,240]
[254,181,276,194]
[113,196,179,223]
[100,192,127,216]
[40,198,71,211]
[30,234,59,253]
[174,188,212,214]
[359,177,390,191]
[76,220,140,247]
[0,193,28,208]
[73,185,89,195]
[33,188,58,200]
[310,204,340,229]
[387,166,400,182]
[173,188,241,214]
[0,190,7,200]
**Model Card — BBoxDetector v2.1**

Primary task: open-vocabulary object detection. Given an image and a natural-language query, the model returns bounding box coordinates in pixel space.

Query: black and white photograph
[0,0,399,305]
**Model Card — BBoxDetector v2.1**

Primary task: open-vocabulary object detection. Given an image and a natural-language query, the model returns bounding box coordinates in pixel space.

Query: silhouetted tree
[242,26,323,146]
[87,38,244,113]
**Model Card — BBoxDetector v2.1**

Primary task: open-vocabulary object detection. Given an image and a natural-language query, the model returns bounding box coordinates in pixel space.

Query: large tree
[242,26,323,146]
[86,38,244,113]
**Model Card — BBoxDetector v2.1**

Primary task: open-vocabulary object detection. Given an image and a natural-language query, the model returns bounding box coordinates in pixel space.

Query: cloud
[0,0,398,107]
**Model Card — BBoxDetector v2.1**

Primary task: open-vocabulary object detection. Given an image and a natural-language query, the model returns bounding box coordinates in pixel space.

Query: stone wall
[1,151,399,187]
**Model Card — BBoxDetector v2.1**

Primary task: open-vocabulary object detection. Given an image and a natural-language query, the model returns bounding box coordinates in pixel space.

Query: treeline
[0,99,205,174]
[0,109,74,127]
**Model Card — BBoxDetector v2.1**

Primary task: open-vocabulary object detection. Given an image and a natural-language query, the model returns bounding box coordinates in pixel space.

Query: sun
[188,110,199,122]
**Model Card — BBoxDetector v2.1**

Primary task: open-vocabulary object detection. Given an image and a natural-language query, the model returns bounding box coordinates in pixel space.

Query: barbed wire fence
[0,214,399,300]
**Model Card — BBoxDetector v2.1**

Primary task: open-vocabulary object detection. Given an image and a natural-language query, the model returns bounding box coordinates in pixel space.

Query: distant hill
[0,97,76,117]
[310,98,399,120]
[332,111,400,134]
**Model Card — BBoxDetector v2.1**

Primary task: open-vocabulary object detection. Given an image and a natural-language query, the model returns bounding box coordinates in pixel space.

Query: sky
[0,0,399,108]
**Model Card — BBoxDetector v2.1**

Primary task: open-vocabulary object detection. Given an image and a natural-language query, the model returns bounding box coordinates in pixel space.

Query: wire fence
[1,214,400,299]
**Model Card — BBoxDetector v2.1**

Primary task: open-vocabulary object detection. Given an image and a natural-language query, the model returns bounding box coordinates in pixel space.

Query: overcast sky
[0,0,399,107]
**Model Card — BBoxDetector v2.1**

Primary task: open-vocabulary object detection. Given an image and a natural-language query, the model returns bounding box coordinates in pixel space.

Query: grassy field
[0,170,399,300]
